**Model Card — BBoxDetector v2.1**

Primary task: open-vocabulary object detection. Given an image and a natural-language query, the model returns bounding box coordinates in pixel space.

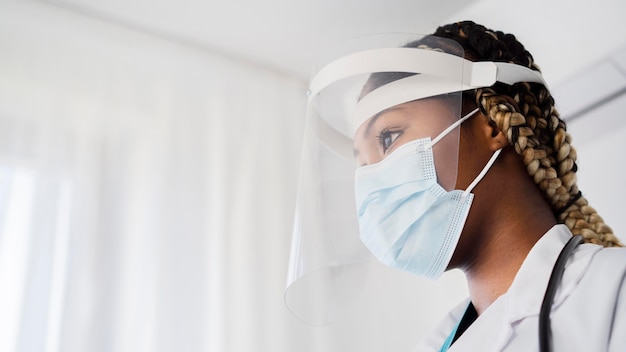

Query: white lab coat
[415,224,626,352]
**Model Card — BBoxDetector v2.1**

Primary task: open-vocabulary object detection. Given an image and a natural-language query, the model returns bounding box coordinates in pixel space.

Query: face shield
[285,34,546,325]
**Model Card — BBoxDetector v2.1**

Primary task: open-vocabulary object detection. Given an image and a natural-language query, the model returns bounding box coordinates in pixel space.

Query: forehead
[353,98,457,145]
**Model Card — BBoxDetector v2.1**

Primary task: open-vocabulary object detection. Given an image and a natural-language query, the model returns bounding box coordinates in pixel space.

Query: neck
[464,218,552,315]
[459,149,557,315]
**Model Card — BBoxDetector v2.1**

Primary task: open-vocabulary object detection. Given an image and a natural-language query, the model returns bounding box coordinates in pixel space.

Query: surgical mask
[354,108,502,279]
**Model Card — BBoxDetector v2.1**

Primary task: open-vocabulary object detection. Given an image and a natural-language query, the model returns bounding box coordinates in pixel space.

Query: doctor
[352,21,626,351]
[286,20,626,351]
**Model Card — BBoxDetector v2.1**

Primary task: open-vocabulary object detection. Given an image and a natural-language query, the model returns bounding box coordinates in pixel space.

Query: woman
[287,21,625,351]
[360,21,625,351]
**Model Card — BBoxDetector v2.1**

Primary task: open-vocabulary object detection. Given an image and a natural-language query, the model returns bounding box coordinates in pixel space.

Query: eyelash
[376,128,402,153]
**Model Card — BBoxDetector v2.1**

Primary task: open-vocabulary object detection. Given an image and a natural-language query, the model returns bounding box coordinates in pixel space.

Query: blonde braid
[434,21,622,247]
[477,86,621,247]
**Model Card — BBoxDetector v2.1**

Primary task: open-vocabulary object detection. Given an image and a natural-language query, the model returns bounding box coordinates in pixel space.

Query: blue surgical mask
[354,109,502,279]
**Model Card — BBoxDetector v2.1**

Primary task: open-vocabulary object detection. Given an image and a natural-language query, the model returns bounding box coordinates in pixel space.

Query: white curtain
[0,2,310,351]
[0,2,473,352]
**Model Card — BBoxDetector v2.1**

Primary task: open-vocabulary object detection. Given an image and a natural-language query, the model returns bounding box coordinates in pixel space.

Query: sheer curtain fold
[0,2,309,352]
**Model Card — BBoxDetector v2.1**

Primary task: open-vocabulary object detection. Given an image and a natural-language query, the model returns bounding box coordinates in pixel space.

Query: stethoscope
[538,234,584,352]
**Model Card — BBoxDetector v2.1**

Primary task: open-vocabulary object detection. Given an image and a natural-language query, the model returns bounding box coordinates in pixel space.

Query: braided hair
[432,21,622,247]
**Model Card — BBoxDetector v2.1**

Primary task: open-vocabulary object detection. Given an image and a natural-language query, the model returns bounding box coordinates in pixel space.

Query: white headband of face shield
[308,47,547,140]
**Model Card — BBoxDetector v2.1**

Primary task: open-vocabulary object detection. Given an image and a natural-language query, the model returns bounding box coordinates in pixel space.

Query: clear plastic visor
[285,34,466,325]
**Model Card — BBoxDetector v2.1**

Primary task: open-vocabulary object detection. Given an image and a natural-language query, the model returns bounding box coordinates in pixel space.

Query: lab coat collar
[503,224,600,324]
[427,225,603,351]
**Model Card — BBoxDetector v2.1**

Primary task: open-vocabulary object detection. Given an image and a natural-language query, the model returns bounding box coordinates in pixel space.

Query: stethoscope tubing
[538,234,584,352]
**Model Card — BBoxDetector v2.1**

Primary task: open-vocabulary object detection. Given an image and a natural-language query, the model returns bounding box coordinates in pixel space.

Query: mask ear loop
[428,108,479,149]
[424,107,500,199]
[462,148,503,198]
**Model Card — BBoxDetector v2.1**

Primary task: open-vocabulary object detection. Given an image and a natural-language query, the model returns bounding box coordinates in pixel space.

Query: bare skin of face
[353,98,460,190]
[353,98,557,315]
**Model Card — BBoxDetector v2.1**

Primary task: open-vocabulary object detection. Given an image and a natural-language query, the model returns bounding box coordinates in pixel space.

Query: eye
[377,129,402,153]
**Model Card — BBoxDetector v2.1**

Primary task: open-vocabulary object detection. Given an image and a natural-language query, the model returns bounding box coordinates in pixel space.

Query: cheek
[454,130,489,190]
[432,136,459,191]
[453,153,470,190]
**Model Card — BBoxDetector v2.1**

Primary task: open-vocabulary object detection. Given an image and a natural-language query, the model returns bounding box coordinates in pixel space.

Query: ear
[481,114,509,152]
